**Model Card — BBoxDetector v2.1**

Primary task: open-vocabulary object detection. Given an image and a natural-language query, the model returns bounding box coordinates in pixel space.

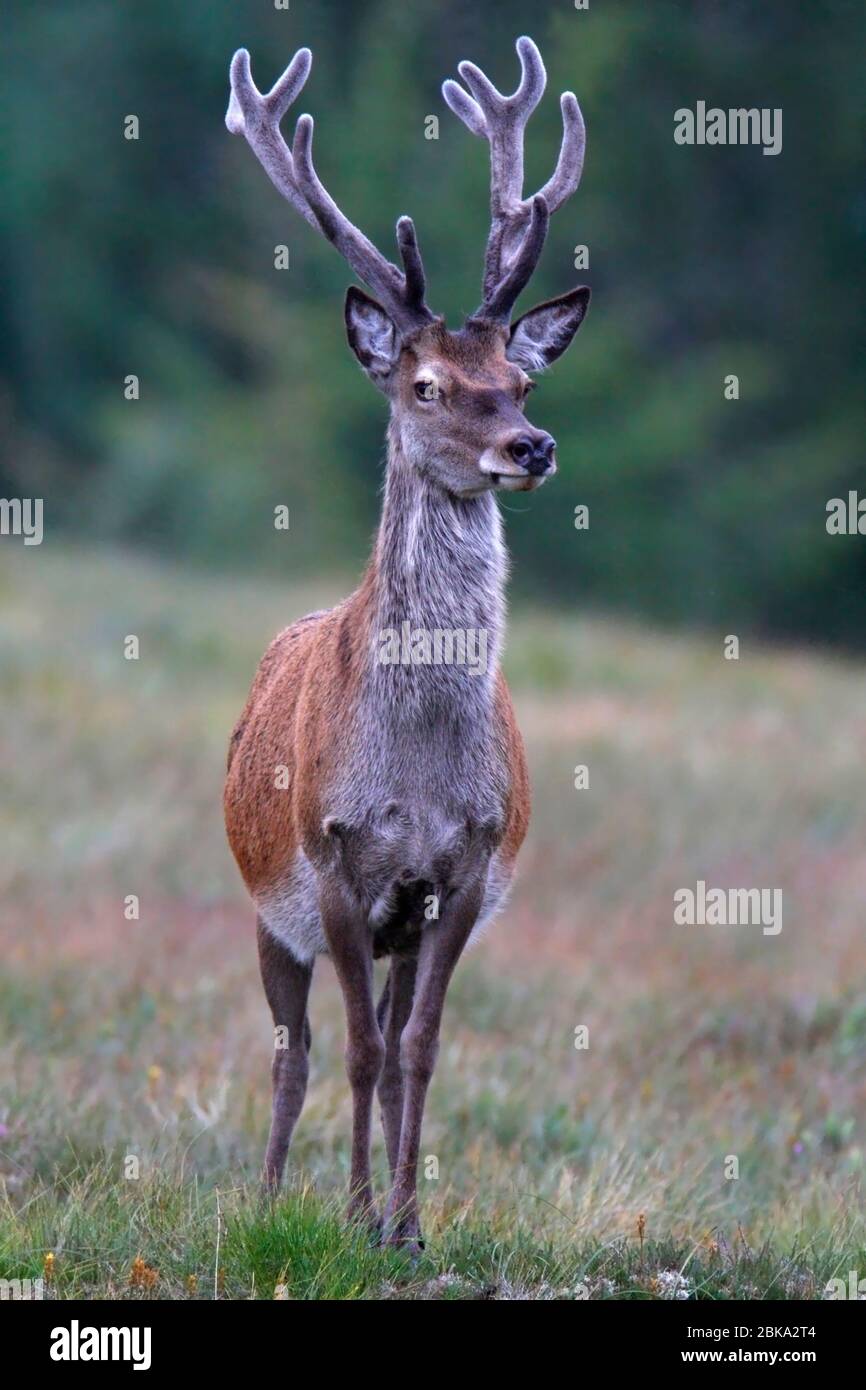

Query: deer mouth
[484,465,553,493]
[498,473,547,492]
[480,449,551,492]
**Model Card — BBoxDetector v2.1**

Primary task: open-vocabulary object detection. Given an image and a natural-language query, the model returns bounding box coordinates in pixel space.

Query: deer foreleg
[257,918,314,1192]
[320,884,385,1232]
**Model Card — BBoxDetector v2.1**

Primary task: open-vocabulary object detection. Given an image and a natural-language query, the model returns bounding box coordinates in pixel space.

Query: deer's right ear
[344,287,400,390]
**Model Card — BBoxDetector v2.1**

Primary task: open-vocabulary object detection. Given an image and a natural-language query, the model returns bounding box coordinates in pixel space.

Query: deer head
[226,37,590,497]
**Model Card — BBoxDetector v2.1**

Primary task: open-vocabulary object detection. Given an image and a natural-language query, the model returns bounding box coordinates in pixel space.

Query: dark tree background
[2,0,864,643]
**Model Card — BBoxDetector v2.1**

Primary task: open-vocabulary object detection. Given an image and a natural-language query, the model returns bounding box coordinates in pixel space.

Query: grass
[1,544,865,1298]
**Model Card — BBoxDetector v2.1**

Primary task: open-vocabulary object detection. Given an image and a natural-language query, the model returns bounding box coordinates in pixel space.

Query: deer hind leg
[376,954,418,1179]
[257,917,314,1193]
[383,875,486,1250]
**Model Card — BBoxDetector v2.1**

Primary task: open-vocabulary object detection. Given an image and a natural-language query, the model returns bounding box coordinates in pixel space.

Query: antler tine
[457,36,546,217]
[291,115,409,315]
[440,79,486,138]
[226,48,432,331]
[396,217,428,314]
[443,35,586,323]
[480,195,549,323]
[539,91,586,214]
[226,48,319,229]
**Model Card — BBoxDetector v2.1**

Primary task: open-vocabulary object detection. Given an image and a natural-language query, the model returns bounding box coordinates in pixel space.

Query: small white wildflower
[494,1279,540,1300]
[784,1271,814,1298]
[655,1269,692,1300]
[589,1276,616,1297]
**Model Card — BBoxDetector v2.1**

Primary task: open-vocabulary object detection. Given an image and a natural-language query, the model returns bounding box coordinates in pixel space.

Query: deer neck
[362,424,507,705]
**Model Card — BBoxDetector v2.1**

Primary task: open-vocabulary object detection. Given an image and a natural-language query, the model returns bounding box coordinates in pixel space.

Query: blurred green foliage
[2,0,864,642]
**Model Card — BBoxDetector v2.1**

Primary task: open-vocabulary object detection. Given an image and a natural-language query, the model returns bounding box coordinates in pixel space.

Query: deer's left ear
[344,286,400,390]
[506,287,591,372]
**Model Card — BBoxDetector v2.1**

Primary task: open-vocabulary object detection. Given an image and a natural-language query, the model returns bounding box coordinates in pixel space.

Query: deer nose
[508,432,556,476]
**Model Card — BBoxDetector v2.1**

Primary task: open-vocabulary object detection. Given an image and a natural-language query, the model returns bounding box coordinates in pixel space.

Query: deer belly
[466,852,513,948]
[256,852,326,963]
[256,850,512,963]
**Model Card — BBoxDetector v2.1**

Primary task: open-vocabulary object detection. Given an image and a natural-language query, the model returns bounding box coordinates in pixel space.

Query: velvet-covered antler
[442,36,586,323]
[226,47,433,332]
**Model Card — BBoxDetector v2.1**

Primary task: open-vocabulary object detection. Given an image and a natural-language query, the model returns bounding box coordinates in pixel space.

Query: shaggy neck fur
[363,423,507,716]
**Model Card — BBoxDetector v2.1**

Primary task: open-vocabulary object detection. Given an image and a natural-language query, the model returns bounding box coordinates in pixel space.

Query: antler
[443,35,586,323]
[226,48,433,331]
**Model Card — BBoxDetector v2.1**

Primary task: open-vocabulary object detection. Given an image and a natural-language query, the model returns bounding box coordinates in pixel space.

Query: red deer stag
[224,36,589,1248]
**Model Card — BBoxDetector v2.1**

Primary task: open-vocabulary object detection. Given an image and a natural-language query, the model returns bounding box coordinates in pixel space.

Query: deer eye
[414,379,438,401]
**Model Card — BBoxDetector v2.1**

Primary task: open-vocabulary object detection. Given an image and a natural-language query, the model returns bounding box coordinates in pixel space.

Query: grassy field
[1,546,865,1300]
